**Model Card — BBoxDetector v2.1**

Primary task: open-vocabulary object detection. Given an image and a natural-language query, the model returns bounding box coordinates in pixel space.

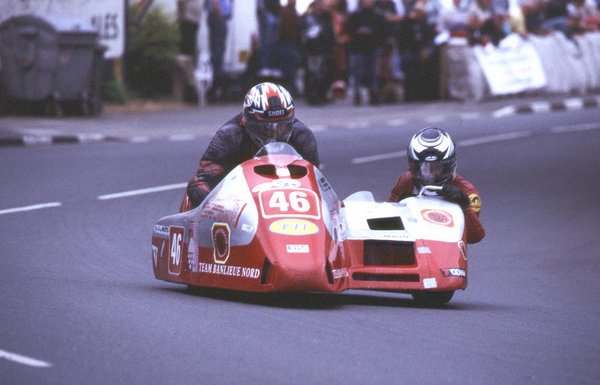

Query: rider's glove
[441,184,471,209]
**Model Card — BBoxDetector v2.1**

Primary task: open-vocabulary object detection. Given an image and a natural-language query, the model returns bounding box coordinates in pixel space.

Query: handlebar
[417,185,443,197]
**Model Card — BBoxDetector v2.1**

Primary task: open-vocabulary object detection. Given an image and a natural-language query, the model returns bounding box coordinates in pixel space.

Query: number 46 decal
[259,189,321,219]
[168,226,185,275]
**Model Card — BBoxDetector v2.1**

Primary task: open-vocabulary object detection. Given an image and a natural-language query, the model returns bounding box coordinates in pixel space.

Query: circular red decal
[212,223,230,264]
[421,209,454,227]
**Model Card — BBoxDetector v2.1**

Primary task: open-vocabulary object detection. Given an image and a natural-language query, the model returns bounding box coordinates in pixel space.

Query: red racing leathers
[187,113,320,208]
[388,171,485,244]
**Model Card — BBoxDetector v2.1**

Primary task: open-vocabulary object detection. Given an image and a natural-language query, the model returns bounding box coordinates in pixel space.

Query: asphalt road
[1,108,599,385]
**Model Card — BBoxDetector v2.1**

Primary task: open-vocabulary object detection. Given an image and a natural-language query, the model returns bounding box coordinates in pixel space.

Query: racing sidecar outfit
[187,113,320,208]
[388,171,485,244]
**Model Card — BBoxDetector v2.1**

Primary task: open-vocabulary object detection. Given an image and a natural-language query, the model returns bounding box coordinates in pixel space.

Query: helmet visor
[247,120,294,146]
[416,160,454,185]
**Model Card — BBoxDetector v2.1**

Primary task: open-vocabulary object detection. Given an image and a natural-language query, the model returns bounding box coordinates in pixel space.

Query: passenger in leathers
[388,127,485,244]
[186,82,320,208]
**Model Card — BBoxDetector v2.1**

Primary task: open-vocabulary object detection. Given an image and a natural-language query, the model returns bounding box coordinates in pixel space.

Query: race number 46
[168,227,185,275]
[259,189,320,219]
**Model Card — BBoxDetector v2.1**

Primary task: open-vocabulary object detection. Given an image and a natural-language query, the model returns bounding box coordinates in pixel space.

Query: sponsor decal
[458,241,467,261]
[187,232,199,273]
[259,188,321,219]
[200,198,246,228]
[286,244,310,253]
[319,177,332,192]
[332,268,349,280]
[423,277,438,289]
[441,268,466,277]
[199,262,260,279]
[241,223,254,233]
[212,223,231,264]
[468,194,482,213]
[382,233,411,240]
[276,168,291,177]
[168,226,185,275]
[266,108,285,118]
[421,209,454,227]
[252,179,301,192]
[269,219,319,236]
[154,224,169,236]
[417,246,431,254]
[151,245,159,266]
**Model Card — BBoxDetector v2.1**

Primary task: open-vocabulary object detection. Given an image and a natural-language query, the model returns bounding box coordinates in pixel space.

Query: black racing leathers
[187,113,320,207]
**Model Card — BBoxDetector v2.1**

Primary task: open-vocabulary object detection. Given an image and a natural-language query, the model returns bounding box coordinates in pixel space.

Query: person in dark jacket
[388,127,485,244]
[344,0,387,105]
[300,0,336,104]
[186,82,320,208]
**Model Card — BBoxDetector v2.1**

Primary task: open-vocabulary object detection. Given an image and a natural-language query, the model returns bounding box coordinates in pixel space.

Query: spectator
[206,0,233,102]
[301,0,336,104]
[437,0,470,37]
[397,0,438,101]
[466,0,507,45]
[257,0,281,72]
[542,0,570,35]
[177,0,202,58]
[520,0,547,34]
[327,0,350,99]
[177,0,202,103]
[277,0,302,95]
[345,0,387,105]
[568,0,600,34]
[374,0,404,102]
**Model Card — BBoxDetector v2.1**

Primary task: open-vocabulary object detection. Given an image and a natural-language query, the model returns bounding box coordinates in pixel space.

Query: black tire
[412,291,455,307]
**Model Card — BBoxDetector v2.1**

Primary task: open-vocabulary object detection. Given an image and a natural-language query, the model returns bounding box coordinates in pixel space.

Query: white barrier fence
[445,32,600,101]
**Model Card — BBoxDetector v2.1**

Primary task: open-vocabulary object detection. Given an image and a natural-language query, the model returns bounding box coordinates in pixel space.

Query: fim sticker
[212,223,230,264]
[423,278,438,289]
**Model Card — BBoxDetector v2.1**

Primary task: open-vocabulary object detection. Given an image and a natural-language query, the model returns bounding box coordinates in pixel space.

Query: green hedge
[125,7,179,98]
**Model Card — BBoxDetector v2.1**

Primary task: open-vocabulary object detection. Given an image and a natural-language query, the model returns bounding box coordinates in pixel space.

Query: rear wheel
[412,291,455,307]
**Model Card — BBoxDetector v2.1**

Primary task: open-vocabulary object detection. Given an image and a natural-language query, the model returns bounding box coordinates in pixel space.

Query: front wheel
[412,291,455,307]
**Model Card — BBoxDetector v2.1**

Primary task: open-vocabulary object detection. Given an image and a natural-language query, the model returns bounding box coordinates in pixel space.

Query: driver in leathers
[388,127,485,244]
[186,82,320,208]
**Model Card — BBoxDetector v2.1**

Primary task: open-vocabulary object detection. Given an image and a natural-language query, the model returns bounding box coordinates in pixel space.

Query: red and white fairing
[152,143,469,304]
[342,188,467,301]
[152,143,348,293]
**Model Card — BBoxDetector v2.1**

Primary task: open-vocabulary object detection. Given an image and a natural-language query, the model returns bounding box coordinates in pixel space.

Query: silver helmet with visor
[243,82,295,147]
[407,127,457,187]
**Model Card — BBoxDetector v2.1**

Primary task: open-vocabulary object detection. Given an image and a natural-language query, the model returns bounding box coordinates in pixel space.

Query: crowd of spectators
[208,0,600,105]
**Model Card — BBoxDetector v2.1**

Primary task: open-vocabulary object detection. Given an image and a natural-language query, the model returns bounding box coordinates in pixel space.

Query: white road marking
[531,101,551,113]
[457,131,531,147]
[97,182,187,200]
[0,202,62,215]
[492,105,516,118]
[459,112,481,120]
[386,118,407,127]
[564,98,584,110]
[352,150,407,164]
[351,131,531,164]
[424,116,446,124]
[550,123,600,133]
[168,134,196,141]
[0,349,52,368]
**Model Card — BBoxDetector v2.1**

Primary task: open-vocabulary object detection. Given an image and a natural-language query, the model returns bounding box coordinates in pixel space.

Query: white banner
[473,34,547,95]
[0,0,125,59]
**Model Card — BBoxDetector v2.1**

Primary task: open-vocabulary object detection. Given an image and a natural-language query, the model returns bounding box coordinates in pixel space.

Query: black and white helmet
[407,127,457,187]
[242,82,295,147]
